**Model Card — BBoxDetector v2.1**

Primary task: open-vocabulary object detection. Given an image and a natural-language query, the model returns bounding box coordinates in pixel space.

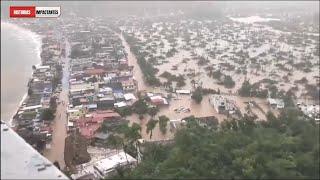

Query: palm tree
[191,79,196,89]
[148,106,159,118]
[124,123,141,143]
[159,115,169,135]
[107,134,123,154]
[146,119,158,139]
[108,134,130,164]
[122,123,142,162]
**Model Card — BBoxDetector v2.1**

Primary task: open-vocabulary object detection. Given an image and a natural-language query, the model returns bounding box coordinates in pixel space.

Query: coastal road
[43,39,70,170]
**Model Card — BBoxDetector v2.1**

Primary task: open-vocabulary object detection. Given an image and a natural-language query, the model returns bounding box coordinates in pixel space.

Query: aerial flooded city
[1,1,319,179]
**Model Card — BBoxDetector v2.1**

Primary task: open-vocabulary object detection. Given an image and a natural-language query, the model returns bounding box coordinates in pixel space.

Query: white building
[94,151,137,177]
[176,89,191,94]
[71,151,137,180]
[209,95,237,114]
[268,98,284,109]
[298,104,320,122]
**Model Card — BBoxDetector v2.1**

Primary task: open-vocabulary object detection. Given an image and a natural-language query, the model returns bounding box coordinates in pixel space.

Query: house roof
[114,101,127,108]
[124,93,136,101]
[94,151,137,175]
[84,68,106,75]
[150,96,168,105]
[79,124,101,139]
[176,89,191,94]
[91,110,120,119]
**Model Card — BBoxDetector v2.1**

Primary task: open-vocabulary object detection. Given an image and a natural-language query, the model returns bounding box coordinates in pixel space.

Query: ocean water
[1,22,41,123]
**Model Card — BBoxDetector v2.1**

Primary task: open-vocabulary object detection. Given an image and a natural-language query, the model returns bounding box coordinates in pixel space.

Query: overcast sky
[1,1,319,19]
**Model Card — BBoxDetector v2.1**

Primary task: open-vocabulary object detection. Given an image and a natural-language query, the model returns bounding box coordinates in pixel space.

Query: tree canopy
[40,108,55,121]
[115,109,319,179]
[191,87,203,103]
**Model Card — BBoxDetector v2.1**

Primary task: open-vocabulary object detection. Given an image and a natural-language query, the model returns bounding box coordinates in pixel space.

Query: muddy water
[157,95,226,122]
[121,16,319,131]
[127,114,175,141]
[118,33,150,91]
[43,40,70,169]
[127,95,226,141]
[119,33,229,140]
[118,22,316,140]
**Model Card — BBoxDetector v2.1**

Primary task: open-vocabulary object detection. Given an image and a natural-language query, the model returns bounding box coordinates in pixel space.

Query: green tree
[115,107,132,117]
[49,97,57,110]
[148,106,160,118]
[133,99,148,115]
[159,115,169,134]
[119,110,319,179]
[212,70,222,80]
[88,76,98,83]
[223,75,235,88]
[191,88,203,103]
[146,119,158,139]
[238,80,252,97]
[107,134,123,153]
[40,108,55,120]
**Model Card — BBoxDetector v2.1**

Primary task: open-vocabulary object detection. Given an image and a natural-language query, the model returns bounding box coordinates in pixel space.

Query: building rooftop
[94,151,137,175]
[1,121,68,179]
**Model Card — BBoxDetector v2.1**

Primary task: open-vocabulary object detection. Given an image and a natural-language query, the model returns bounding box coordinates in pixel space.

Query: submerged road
[117,32,149,91]
[44,39,70,170]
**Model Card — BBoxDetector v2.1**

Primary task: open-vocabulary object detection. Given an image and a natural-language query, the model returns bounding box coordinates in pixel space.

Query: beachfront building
[11,33,64,153]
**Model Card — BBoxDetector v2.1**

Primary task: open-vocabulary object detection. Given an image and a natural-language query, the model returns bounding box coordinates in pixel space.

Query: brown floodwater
[117,19,320,140]
[43,40,70,169]
[118,33,151,92]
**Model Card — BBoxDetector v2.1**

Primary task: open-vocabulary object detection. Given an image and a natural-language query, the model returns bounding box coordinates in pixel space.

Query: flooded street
[115,11,320,141]
[43,40,70,169]
[120,34,229,141]
[119,32,150,91]
[119,37,291,140]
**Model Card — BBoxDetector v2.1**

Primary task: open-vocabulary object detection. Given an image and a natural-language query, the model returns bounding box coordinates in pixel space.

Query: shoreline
[1,22,43,127]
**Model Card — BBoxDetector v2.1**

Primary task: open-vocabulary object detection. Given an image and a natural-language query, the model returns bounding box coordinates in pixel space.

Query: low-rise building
[209,95,237,114]
[71,151,137,180]
[268,98,284,109]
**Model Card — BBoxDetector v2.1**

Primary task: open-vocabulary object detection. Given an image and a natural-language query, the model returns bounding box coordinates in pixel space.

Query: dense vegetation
[238,80,269,98]
[40,108,55,120]
[114,109,319,179]
[160,71,186,87]
[52,64,63,91]
[210,70,235,89]
[191,87,203,103]
[223,75,236,89]
[159,115,170,134]
[124,34,161,86]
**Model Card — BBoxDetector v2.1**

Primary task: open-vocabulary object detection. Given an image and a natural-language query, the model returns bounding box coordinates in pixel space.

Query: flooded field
[117,14,319,141]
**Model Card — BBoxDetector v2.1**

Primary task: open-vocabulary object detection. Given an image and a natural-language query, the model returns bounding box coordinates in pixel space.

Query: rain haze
[1,1,319,179]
